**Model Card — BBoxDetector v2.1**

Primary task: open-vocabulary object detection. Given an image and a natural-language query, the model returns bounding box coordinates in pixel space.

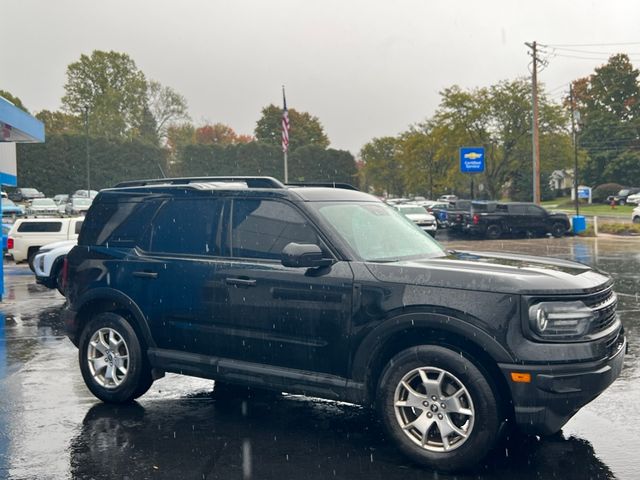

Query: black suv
[63,177,626,472]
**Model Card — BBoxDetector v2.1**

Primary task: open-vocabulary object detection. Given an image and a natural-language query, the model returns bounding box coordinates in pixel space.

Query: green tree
[0,90,29,112]
[289,145,357,184]
[360,137,403,196]
[571,54,640,185]
[62,50,148,140]
[147,80,190,141]
[254,104,329,151]
[35,110,82,135]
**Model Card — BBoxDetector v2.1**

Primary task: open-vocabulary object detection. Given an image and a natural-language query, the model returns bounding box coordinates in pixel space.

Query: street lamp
[84,106,90,192]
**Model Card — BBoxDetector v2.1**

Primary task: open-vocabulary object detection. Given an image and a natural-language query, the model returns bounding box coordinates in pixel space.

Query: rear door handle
[132,271,159,279]
[225,277,256,287]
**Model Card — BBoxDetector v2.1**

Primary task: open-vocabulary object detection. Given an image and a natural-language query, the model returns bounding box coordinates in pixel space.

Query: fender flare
[350,310,514,383]
[74,287,156,348]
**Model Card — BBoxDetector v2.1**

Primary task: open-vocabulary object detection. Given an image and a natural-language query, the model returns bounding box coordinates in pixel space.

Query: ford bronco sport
[63,176,626,472]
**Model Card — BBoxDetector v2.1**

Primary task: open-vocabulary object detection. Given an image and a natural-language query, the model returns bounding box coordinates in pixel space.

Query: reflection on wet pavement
[0,237,638,479]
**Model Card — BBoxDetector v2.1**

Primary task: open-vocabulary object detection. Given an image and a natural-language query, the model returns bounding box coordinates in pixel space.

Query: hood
[365,250,611,295]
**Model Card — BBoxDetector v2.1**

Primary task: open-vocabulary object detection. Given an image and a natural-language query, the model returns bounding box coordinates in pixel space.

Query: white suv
[34,239,76,294]
[632,206,640,224]
[8,217,84,266]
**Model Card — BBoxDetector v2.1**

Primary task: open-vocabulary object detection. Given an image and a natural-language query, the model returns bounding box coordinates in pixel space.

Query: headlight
[528,301,594,339]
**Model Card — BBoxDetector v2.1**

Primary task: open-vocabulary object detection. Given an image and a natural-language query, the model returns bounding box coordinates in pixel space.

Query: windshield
[619,189,630,196]
[312,202,444,262]
[2,199,16,207]
[398,206,428,215]
[73,198,92,206]
[22,188,39,194]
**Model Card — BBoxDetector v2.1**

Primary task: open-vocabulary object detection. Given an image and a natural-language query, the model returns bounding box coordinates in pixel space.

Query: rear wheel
[377,346,500,472]
[485,224,502,240]
[27,248,39,272]
[634,216,640,224]
[78,313,153,403]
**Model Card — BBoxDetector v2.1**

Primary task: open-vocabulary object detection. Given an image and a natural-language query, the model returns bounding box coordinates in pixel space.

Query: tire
[27,249,39,272]
[550,222,567,238]
[54,263,65,296]
[377,345,500,473]
[633,216,640,224]
[78,312,153,403]
[485,224,502,240]
[619,199,626,206]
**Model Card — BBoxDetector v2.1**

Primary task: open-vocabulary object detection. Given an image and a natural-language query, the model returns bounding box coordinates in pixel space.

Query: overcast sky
[4,0,640,154]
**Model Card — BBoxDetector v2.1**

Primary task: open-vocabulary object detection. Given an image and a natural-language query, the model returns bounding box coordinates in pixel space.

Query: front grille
[584,287,618,335]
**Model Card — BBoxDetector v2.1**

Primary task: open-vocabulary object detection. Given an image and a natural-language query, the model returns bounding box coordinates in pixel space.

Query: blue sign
[578,187,590,199]
[460,147,485,173]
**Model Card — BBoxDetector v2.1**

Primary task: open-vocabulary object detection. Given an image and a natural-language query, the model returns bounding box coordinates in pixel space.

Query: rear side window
[74,221,84,235]
[147,198,224,256]
[508,205,527,215]
[230,199,319,260]
[80,200,159,247]
[17,222,62,233]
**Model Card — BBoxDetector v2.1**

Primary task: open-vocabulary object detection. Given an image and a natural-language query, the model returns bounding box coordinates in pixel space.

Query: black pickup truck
[463,202,571,239]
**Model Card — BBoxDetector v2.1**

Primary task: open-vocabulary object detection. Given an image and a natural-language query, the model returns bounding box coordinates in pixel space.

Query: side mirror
[281,243,333,268]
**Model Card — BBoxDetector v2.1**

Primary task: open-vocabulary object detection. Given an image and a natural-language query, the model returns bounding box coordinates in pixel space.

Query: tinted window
[17,221,62,233]
[508,204,527,215]
[526,205,545,215]
[231,199,319,260]
[80,200,159,247]
[148,198,224,255]
[74,221,84,235]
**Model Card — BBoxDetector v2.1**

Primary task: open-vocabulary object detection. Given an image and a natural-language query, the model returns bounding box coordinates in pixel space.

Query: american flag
[282,88,289,153]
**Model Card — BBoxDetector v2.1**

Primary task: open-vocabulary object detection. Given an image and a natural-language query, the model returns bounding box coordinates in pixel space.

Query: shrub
[592,183,624,203]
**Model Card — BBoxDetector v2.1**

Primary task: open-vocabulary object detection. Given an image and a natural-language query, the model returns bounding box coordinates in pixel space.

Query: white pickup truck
[8,217,84,267]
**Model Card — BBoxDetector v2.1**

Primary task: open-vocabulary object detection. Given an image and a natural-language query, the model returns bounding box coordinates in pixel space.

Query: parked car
[7,216,84,267]
[8,187,45,202]
[437,194,458,203]
[632,206,640,224]
[463,202,570,239]
[71,189,99,199]
[2,223,11,252]
[26,198,59,216]
[33,239,76,295]
[393,204,437,236]
[607,187,640,206]
[1,198,24,219]
[625,192,640,205]
[65,197,93,215]
[63,176,625,473]
[53,194,69,206]
[426,201,453,228]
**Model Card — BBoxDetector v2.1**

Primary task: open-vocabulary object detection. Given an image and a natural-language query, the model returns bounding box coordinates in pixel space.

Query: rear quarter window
[17,222,63,233]
[79,200,159,246]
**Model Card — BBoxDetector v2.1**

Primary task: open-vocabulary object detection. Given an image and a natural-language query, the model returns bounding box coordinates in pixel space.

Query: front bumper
[499,333,626,435]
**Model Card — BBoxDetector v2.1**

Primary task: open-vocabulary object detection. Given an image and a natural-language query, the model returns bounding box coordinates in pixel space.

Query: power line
[544,42,640,47]
[547,46,640,55]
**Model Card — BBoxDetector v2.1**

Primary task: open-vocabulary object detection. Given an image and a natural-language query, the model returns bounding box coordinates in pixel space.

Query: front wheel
[633,216,640,224]
[550,222,567,238]
[78,313,153,403]
[377,345,500,472]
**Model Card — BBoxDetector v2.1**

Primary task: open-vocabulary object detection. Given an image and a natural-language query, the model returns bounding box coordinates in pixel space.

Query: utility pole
[569,84,580,216]
[84,105,90,192]
[525,41,541,204]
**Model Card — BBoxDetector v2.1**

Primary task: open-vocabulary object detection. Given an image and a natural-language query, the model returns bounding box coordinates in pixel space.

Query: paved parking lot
[0,235,638,479]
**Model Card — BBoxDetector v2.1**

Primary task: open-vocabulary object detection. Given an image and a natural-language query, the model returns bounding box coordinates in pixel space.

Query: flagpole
[284,150,288,184]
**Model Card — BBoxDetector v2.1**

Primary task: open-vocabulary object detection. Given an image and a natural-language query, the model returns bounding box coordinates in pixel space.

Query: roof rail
[114,176,285,189]
[286,182,359,191]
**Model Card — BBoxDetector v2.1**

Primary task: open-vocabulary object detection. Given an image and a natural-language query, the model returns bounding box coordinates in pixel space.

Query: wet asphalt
[0,235,638,480]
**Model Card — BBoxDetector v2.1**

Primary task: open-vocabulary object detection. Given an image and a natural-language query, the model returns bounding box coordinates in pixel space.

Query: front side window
[230,199,319,260]
[148,198,224,256]
[312,202,444,262]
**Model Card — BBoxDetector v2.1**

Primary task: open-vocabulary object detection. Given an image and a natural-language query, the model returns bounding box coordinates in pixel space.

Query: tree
[147,80,190,141]
[255,104,329,151]
[196,123,245,145]
[35,110,82,135]
[0,90,29,112]
[360,137,403,196]
[570,54,640,185]
[289,145,357,184]
[167,122,196,156]
[61,50,148,140]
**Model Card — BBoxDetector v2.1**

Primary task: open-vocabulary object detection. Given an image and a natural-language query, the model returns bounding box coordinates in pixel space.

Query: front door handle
[133,271,159,279]
[225,277,257,287]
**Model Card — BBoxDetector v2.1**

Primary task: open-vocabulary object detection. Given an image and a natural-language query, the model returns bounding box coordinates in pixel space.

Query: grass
[541,200,635,217]
[577,222,640,237]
